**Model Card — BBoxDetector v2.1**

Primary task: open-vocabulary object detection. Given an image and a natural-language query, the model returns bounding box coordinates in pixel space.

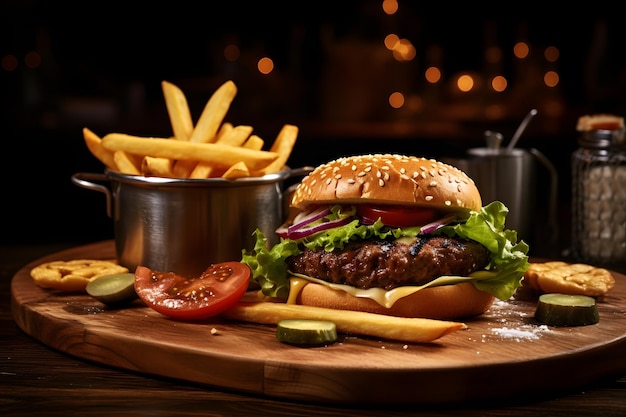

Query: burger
[241,154,530,320]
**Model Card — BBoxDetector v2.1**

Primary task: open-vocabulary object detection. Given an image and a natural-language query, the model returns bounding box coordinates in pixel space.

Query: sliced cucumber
[276,319,338,346]
[86,273,138,306]
[534,293,599,326]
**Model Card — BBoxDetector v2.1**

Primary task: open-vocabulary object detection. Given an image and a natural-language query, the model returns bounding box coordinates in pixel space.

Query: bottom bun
[297,282,495,320]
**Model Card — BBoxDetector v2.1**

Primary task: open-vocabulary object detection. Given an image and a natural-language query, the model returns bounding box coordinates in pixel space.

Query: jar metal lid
[579,128,625,148]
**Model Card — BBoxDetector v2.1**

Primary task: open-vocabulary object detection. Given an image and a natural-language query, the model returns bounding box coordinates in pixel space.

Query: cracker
[30,259,129,292]
[523,261,615,297]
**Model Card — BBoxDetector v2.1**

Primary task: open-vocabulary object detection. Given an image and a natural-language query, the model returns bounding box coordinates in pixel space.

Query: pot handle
[71,172,112,218]
[286,166,315,179]
[530,148,559,246]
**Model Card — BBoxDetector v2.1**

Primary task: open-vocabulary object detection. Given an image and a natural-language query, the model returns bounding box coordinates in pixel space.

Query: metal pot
[71,167,312,276]
[443,147,558,247]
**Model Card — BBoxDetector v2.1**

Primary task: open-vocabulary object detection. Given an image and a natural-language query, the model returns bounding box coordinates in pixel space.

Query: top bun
[291,154,482,212]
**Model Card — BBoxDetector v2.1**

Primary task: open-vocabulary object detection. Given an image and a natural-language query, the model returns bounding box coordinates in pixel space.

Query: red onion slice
[275,225,289,238]
[420,214,458,234]
[288,206,330,234]
[288,216,352,240]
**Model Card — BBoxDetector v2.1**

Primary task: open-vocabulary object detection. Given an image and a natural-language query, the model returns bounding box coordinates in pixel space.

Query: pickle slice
[86,273,138,306]
[534,293,599,326]
[276,319,338,345]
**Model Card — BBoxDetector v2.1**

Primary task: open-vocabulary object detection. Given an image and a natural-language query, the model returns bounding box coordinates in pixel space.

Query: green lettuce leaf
[241,201,529,302]
[433,201,530,300]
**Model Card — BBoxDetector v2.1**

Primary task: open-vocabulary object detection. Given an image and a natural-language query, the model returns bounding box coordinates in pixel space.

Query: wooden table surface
[2,242,626,417]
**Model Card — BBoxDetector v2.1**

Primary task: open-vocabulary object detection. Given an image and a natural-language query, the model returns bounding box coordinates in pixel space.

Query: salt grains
[491,325,551,341]
[485,299,553,341]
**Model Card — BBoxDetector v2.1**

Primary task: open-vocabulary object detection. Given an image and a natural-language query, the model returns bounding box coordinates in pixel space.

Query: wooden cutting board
[11,240,626,405]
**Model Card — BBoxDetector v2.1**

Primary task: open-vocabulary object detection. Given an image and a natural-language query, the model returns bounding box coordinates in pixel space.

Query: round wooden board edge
[9,240,626,405]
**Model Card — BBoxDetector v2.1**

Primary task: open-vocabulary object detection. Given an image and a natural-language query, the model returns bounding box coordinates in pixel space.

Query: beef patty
[287,236,491,290]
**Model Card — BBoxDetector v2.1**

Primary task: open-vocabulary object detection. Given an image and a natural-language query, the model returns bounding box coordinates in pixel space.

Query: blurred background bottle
[571,115,626,267]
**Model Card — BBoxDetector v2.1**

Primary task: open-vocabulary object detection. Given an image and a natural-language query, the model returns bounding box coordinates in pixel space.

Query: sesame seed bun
[290,154,482,212]
[287,154,493,320]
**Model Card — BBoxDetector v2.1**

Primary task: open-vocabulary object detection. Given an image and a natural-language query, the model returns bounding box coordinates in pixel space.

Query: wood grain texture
[10,241,626,406]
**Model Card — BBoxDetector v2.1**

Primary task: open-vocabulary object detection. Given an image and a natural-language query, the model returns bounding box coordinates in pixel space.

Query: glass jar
[571,128,626,266]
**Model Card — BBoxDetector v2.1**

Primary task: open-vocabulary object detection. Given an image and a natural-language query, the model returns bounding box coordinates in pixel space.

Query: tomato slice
[356,205,439,228]
[134,262,250,320]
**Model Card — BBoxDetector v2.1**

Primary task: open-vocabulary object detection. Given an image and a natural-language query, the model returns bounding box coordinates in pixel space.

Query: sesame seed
[348,178,356,184]
[379,179,385,187]
[425,195,433,201]
[335,174,342,179]
[383,172,390,181]
[325,178,332,185]
[445,201,451,205]
[429,181,437,187]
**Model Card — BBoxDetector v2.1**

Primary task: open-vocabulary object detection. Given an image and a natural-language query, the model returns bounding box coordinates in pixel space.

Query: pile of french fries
[83,80,298,179]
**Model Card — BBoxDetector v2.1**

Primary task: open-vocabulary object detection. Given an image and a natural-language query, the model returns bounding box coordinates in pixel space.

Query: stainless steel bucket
[71,167,312,276]
[443,148,558,246]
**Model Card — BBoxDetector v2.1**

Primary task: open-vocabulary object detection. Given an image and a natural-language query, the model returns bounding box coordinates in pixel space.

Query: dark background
[2,1,625,257]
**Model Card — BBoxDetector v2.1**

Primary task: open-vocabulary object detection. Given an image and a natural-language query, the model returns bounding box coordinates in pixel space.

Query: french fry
[161,80,194,141]
[188,162,214,179]
[141,156,174,177]
[83,128,116,170]
[188,125,253,178]
[189,161,218,179]
[189,80,237,143]
[222,302,466,343]
[162,80,194,177]
[221,161,250,179]
[251,124,298,175]
[101,133,278,171]
[215,125,253,147]
[171,81,237,177]
[113,150,141,175]
[171,160,197,179]
[83,79,300,181]
[216,122,234,141]
[243,134,264,150]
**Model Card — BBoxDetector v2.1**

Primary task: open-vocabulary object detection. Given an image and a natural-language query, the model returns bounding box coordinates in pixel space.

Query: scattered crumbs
[491,324,551,341]
[210,327,218,335]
